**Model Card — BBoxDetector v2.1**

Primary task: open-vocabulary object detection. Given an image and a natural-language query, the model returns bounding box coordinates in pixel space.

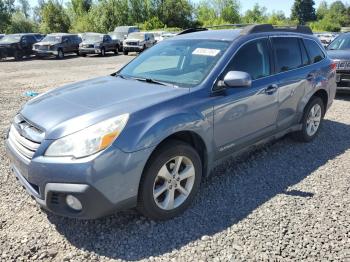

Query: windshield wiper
[115,74,176,87]
[131,77,175,87]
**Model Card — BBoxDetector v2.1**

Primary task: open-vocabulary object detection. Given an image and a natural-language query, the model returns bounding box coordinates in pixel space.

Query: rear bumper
[5,138,155,219]
[336,71,350,92]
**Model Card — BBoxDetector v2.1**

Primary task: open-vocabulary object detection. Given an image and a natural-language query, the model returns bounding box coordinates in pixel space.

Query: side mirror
[220,71,252,88]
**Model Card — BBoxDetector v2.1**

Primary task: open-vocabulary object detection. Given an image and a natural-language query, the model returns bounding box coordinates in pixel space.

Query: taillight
[331,61,337,71]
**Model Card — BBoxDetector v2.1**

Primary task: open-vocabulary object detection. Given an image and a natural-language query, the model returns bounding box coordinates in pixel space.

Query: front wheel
[137,140,202,220]
[114,46,119,55]
[14,50,23,61]
[292,97,325,142]
[100,48,106,56]
[123,50,128,55]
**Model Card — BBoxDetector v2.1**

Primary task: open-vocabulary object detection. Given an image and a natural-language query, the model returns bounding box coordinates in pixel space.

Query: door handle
[264,84,278,95]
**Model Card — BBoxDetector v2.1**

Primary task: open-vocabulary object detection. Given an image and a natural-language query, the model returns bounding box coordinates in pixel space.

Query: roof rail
[177,28,208,35]
[241,24,313,35]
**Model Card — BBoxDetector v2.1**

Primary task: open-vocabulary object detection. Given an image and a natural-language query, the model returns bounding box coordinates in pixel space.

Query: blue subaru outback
[6,24,336,220]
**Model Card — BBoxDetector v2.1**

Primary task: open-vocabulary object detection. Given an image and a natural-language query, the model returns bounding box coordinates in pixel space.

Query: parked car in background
[79,33,120,56]
[316,33,337,47]
[0,33,40,60]
[114,26,139,38]
[108,32,125,51]
[33,33,81,59]
[123,32,156,55]
[161,32,177,40]
[327,32,350,92]
[5,24,336,221]
[149,31,165,42]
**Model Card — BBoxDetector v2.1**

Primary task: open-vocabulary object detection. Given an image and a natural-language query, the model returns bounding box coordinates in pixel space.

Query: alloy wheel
[153,156,195,210]
[306,104,322,136]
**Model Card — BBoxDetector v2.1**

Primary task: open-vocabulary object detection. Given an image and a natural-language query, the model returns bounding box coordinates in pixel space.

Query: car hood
[20,76,188,139]
[125,38,143,42]
[327,50,350,60]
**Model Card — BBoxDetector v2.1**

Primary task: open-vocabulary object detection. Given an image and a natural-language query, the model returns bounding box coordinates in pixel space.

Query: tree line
[1,0,350,34]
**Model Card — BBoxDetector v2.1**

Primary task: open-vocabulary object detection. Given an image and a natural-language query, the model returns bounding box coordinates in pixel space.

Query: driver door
[213,38,279,158]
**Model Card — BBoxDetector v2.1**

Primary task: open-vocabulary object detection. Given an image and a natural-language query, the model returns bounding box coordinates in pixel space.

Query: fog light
[65,195,82,211]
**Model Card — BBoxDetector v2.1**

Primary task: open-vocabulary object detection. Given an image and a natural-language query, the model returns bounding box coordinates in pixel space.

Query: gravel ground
[1,55,350,262]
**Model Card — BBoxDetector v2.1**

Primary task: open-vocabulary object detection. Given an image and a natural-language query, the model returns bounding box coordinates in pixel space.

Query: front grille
[38,45,49,51]
[126,41,138,46]
[8,115,44,160]
[83,44,94,48]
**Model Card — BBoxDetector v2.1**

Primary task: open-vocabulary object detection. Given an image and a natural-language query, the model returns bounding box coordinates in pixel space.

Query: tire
[292,97,325,142]
[114,46,119,55]
[123,50,128,55]
[57,49,64,59]
[137,140,202,220]
[100,48,106,57]
[80,53,86,57]
[14,50,23,61]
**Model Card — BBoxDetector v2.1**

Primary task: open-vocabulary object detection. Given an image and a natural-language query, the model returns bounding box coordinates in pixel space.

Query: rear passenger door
[271,37,310,130]
[213,38,279,158]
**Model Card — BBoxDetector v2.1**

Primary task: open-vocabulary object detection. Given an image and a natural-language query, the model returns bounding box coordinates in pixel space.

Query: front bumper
[33,50,58,57]
[0,47,15,58]
[6,138,155,219]
[79,47,101,54]
[123,45,143,52]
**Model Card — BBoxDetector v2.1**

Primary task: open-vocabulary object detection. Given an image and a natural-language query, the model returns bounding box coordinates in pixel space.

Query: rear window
[303,39,325,64]
[272,37,303,72]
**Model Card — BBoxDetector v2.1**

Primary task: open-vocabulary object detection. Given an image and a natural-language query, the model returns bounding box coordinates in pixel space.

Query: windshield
[119,39,230,87]
[42,35,62,43]
[328,34,350,50]
[83,34,103,42]
[127,33,145,40]
[110,32,124,40]
[0,35,21,43]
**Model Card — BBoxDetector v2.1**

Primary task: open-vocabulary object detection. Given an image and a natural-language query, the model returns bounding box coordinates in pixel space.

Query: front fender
[116,111,213,154]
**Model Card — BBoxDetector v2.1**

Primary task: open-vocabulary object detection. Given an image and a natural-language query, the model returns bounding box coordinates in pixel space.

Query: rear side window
[272,37,302,72]
[227,38,271,80]
[299,39,310,66]
[303,39,325,63]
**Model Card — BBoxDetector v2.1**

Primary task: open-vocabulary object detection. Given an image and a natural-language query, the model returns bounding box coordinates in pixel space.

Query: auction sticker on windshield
[192,48,220,57]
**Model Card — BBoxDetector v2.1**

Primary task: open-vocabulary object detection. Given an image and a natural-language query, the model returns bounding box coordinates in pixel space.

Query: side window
[303,39,325,64]
[272,37,302,72]
[105,35,111,42]
[226,38,271,80]
[21,36,28,44]
[62,36,67,43]
[299,39,310,66]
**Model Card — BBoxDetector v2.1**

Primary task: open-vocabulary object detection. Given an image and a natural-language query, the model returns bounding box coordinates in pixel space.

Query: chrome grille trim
[8,119,42,160]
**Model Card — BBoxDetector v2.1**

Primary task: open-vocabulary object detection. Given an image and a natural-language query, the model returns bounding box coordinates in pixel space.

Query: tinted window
[299,39,310,66]
[273,37,302,72]
[304,39,325,63]
[227,38,271,80]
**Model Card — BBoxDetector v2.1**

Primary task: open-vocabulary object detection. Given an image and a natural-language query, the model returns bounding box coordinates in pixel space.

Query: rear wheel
[292,97,325,142]
[14,50,23,61]
[137,140,202,220]
[57,49,64,59]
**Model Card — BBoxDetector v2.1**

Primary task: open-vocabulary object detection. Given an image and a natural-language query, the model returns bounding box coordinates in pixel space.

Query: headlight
[45,114,129,158]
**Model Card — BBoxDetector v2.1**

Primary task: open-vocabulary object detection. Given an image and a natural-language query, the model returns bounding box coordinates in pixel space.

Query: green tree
[6,11,38,33]
[316,1,328,20]
[40,0,71,33]
[242,3,267,23]
[291,0,316,25]
[0,0,12,32]
[161,0,193,28]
